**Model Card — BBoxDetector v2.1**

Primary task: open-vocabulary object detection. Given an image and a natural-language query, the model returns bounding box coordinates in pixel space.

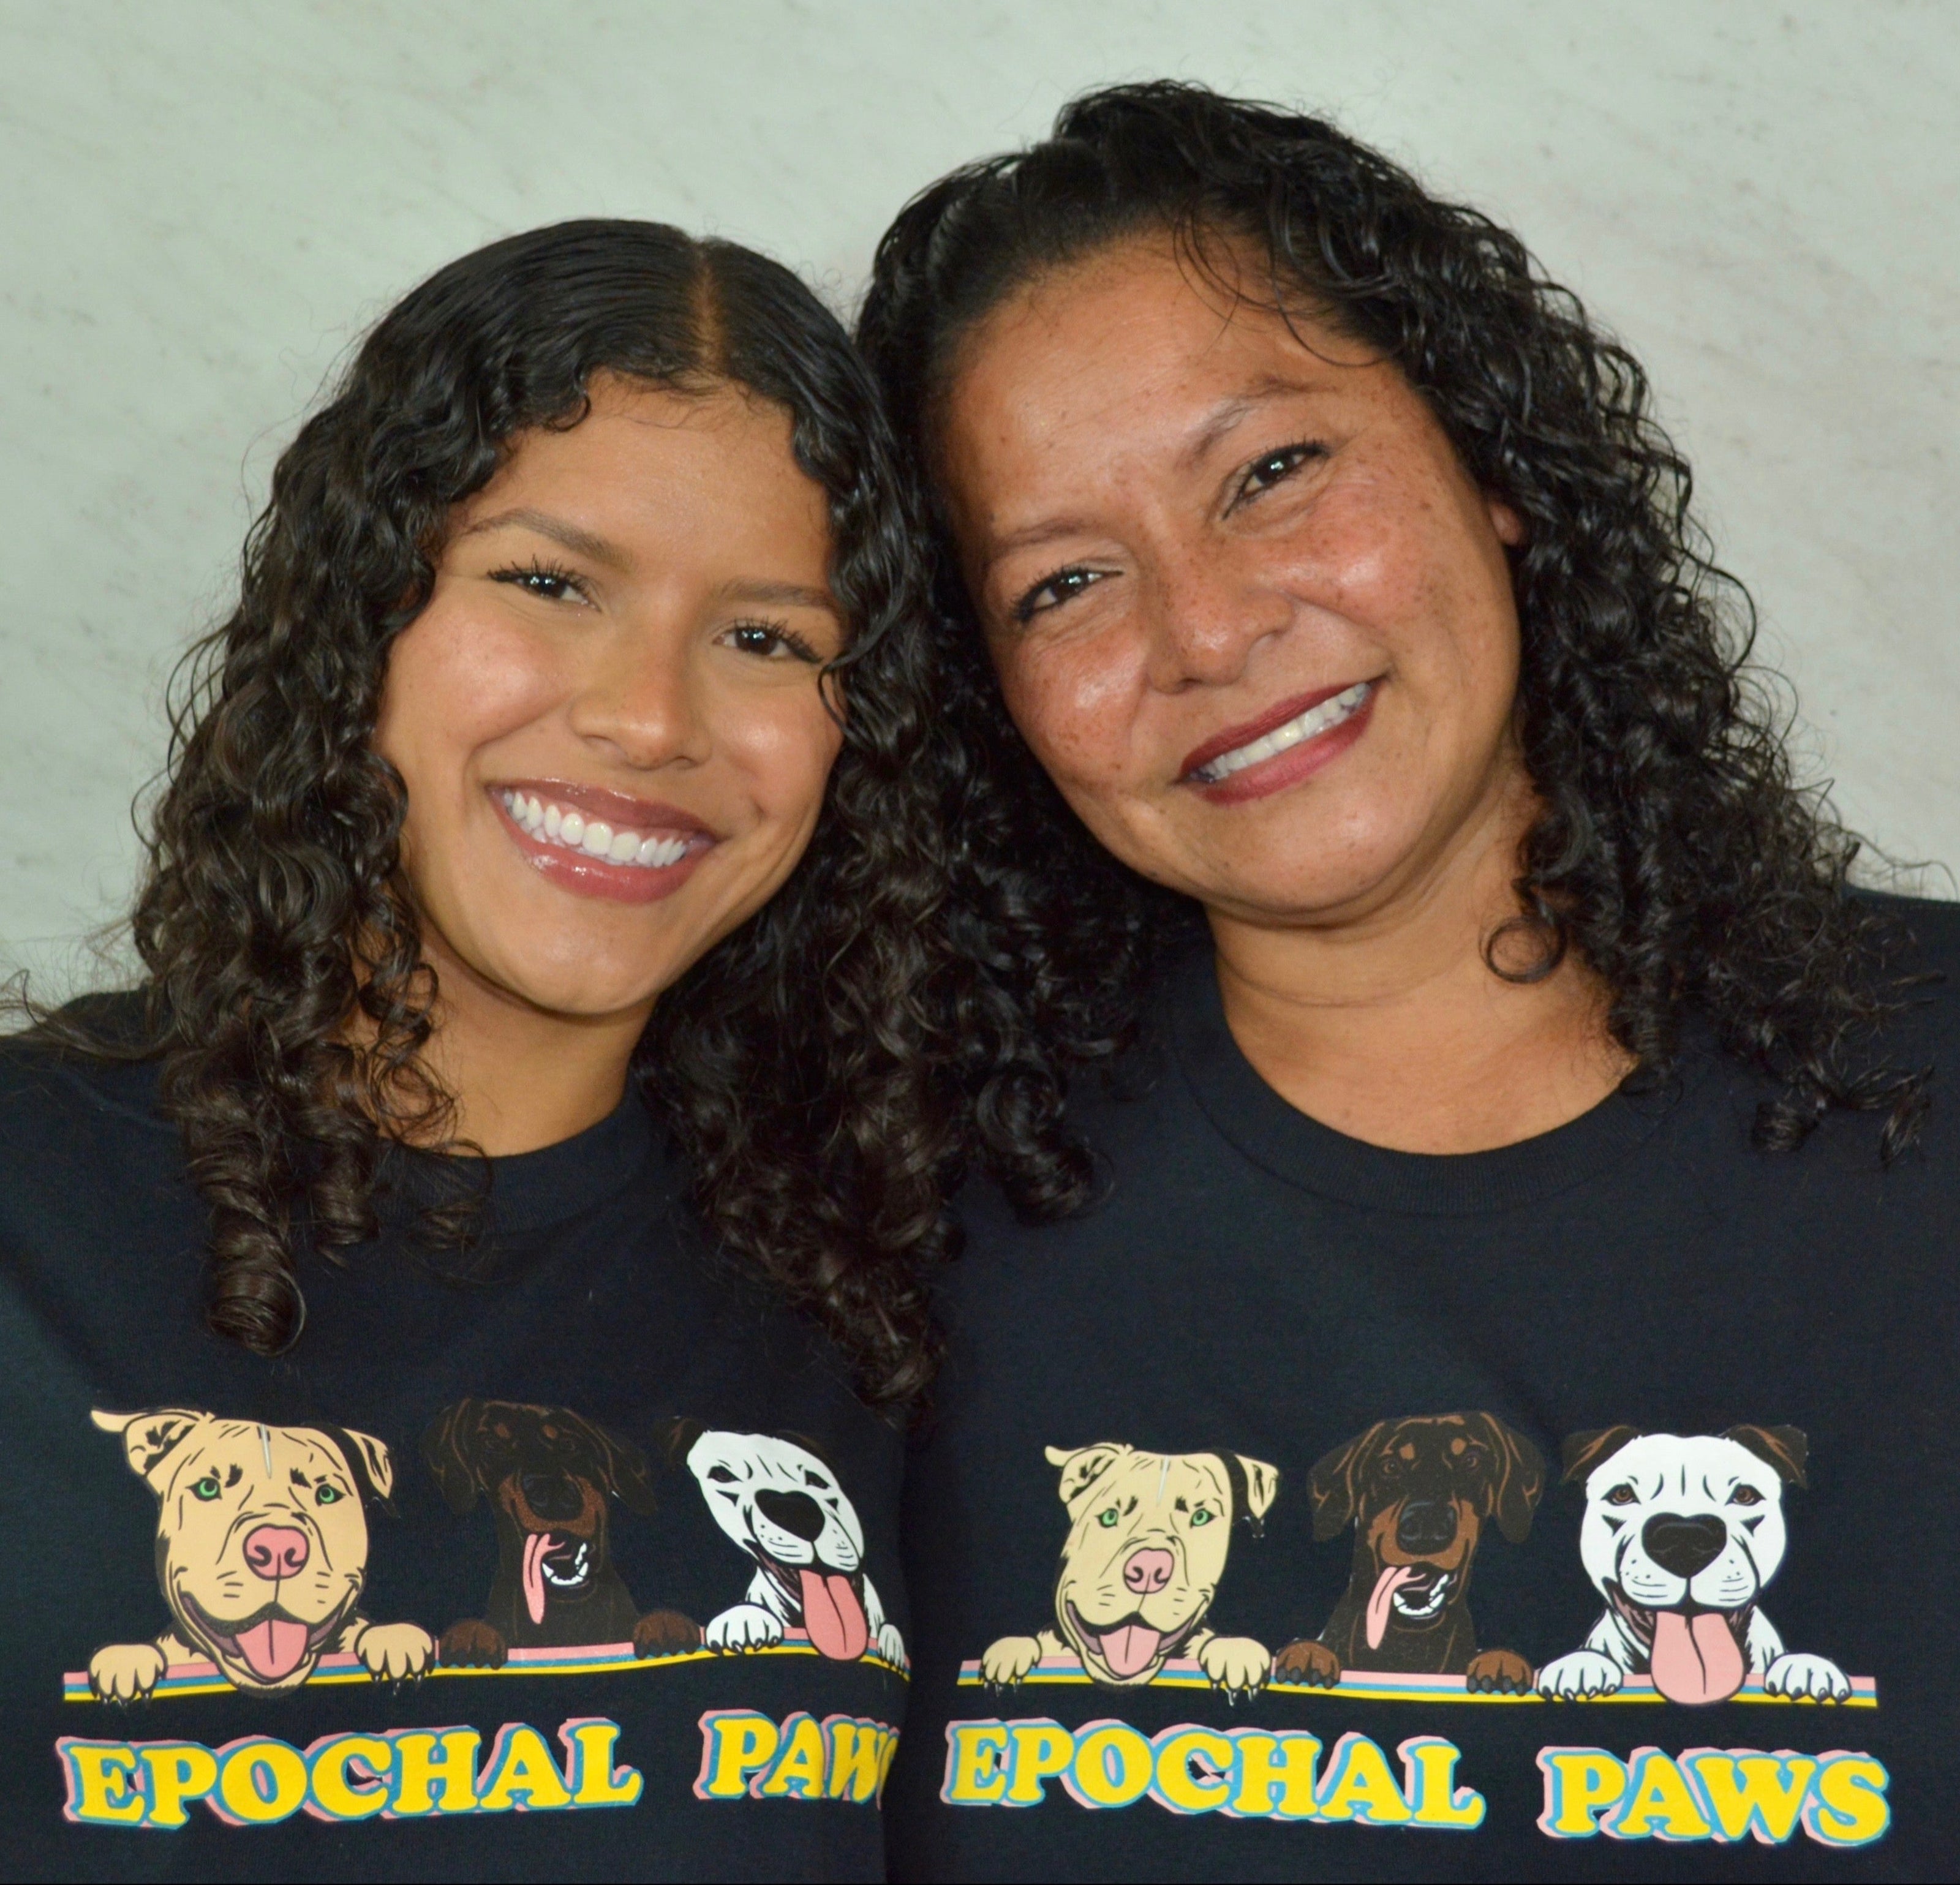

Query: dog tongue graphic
[1365,1566,1419,1650]
[800,1571,870,1661]
[235,1617,311,1681]
[1650,1608,1746,1704]
[522,1530,553,1626]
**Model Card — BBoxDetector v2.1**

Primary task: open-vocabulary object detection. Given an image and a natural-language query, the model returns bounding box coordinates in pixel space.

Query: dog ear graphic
[420,1400,486,1514]
[653,1416,703,1470]
[92,1407,208,1492]
[560,1410,658,1518]
[1223,1454,1281,1535]
[326,1426,397,1508]
[1472,1414,1546,1543]
[1724,1423,1809,1487]
[1559,1424,1642,1484]
[1045,1443,1131,1507]
[1307,1423,1389,1541]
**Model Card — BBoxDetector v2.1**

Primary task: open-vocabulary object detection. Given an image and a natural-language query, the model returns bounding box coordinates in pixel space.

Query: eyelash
[725,619,821,664]
[489,557,590,605]
[1008,438,1330,623]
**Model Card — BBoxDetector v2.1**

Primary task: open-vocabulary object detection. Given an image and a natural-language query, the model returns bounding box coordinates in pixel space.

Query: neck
[1210,770,1630,1154]
[405,936,653,1157]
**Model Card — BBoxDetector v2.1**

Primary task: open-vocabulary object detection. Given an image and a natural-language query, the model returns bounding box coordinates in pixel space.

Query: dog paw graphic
[1537,1650,1623,1698]
[1466,1648,1535,1694]
[874,1622,910,1670]
[437,1618,508,1668]
[979,1635,1043,1687]
[1273,1638,1341,1687]
[1200,1635,1271,1697]
[633,1609,703,1658]
[356,1623,435,1681]
[706,1603,783,1652]
[88,1642,167,1702]
[1763,1652,1851,1702]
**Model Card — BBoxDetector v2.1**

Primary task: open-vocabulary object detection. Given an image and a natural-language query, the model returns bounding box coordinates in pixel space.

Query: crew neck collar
[1167,944,1703,1216]
[383,1085,660,1236]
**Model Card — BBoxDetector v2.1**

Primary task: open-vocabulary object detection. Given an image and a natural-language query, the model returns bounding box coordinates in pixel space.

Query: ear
[1046,1443,1128,1508]
[1472,1413,1545,1544]
[1233,1456,1280,1526]
[1307,1424,1385,1543]
[1561,1424,1642,1484]
[652,1417,703,1470]
[419,1401,484,1516]
[1724,1424,1808,1488]
[93,1408,207,1494]
[566,1410,658,1518]
[333,1428,396,1504]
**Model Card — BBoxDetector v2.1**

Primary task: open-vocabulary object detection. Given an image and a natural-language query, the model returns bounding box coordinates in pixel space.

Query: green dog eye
[1098,1507,1118,1528]
[316,1483,342,1505]
[1191,1506,1213,1526]
[190,1475,221,1502]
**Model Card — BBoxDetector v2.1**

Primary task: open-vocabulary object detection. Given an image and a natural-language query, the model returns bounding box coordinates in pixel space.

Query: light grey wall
[4,0,1956,971]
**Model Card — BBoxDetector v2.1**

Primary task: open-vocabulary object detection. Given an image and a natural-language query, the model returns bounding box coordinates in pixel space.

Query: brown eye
[1605,1483,1638,1507]
[1729,1485,1763,1507]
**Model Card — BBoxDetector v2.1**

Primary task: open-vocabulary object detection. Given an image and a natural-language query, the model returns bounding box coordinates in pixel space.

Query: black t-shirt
[889,896,1960,1883]
[0,1025,908,1883]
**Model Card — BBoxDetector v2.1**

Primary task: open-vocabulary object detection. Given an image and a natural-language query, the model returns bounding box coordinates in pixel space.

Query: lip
[1178,680,1379,806]
[491,780,717,906]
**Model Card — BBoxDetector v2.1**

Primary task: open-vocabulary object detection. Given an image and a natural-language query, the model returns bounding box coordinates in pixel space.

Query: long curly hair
[857,81,1929,1217]
[51,219,961,1404]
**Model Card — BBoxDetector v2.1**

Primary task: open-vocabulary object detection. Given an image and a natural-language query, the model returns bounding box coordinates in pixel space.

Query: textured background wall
[2,0,1955,973]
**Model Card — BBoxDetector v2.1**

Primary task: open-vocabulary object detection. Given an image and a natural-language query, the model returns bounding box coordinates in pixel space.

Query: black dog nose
[1395,1498,1458,1554]
[520,1472,587,1522]
[1642,1512,1728,1579]
[755,1489,827,1541]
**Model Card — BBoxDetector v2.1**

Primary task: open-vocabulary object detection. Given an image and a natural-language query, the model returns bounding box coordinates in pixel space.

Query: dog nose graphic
[1642,1512,1728,1579]
[755,1489,827,1542]
[520,1472,587,1522]
[243,1525,309,1579]
[1395,1499,1458,1554]
[1123,1548,1174,1595]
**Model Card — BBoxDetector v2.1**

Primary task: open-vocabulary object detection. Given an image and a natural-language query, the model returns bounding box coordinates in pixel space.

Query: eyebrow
[456,506,628,569]
[718,577,840,615]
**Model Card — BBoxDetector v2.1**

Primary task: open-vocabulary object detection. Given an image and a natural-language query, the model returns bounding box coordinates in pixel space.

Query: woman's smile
[489,780,717,904]
[1179,679,1380,803]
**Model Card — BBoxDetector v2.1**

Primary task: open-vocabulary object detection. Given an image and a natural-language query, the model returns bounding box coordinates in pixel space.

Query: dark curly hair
[857,80,1929,1218]
[47,218,961,1405]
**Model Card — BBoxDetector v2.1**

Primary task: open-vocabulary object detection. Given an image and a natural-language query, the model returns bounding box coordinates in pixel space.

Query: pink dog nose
[243,1525,309,1579]
[1123,1548,1174,1595]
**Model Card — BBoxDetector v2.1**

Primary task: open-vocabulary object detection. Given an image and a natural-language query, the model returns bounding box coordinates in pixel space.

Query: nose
[520,1472,588,1523]
[1141,551,1291,694]
[1123,1548,1175,1595]
[755,1489,827,1542]
[242,1525,309,1580]
[1642,1513,1729,1580]
[1395,1499,1460,1556]
[566,628,712,770]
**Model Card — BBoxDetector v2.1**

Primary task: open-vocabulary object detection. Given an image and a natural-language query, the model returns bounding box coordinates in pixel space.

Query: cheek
[375,604,560,792]
[996,632,1142,786]
[715,690,842,827]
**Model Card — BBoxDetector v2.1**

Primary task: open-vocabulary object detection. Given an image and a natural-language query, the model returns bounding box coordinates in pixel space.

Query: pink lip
[491,780,717,906]
[1178,680,1379,807]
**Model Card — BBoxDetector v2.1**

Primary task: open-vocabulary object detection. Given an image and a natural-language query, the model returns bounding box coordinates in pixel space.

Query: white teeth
[499,789,696,870]
[1189,681,1372,783]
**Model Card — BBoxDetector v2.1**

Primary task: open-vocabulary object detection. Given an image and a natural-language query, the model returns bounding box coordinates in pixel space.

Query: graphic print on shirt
[421,1399,701,1665]
[680,1426,909,1669]
[979,1442,1280,1696]
[1535,1423,1852,1706]
[85,1407,435,1702]
[1273,1412,1544,1696]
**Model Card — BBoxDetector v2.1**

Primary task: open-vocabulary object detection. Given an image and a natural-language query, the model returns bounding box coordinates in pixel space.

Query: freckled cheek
[998,639,1148,788]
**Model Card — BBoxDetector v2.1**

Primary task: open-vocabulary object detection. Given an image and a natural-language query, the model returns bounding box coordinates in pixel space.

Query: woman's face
[375,372,843,1025]
[938,238,1526,931]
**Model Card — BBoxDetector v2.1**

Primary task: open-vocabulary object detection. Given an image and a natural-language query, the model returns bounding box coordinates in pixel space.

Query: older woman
[861,83,1954,1879]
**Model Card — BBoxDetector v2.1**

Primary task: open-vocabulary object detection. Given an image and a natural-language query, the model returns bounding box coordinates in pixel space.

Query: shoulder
[1861,890,1960,1056]
[0,992,170,1141]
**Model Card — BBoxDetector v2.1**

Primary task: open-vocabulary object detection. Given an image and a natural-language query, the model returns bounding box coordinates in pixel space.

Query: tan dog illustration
[88,1408,434,1700]
[982,1443,1278,1695]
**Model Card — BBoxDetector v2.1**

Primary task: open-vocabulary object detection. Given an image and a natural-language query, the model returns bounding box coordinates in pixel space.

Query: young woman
[1,220,952,1879]
[859,85,1958,1879]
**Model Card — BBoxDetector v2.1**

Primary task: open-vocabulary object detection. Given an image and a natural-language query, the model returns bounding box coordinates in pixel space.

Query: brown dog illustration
[982,1442,1280,1696]
[1275,1412,1543,1693]
[88,1408,433,1699]
[423,1399,698,1666]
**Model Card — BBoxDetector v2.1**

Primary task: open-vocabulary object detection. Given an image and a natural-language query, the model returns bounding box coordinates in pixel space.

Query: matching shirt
[889,897,1960,1881]
[0,1025,908,1882]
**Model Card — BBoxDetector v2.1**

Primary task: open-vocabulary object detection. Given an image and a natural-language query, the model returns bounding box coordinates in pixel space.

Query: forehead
[1085,1453,1227,1502]
[694,1434,820,1477]
[1591,1435,1776,1492]
[176,1424,343,1475]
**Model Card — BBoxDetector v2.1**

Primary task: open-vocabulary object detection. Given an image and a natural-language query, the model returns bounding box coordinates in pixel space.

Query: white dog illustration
[684,1430,906,1668]
[1537,1424,1849,1705]
[88,1408,433,1700]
